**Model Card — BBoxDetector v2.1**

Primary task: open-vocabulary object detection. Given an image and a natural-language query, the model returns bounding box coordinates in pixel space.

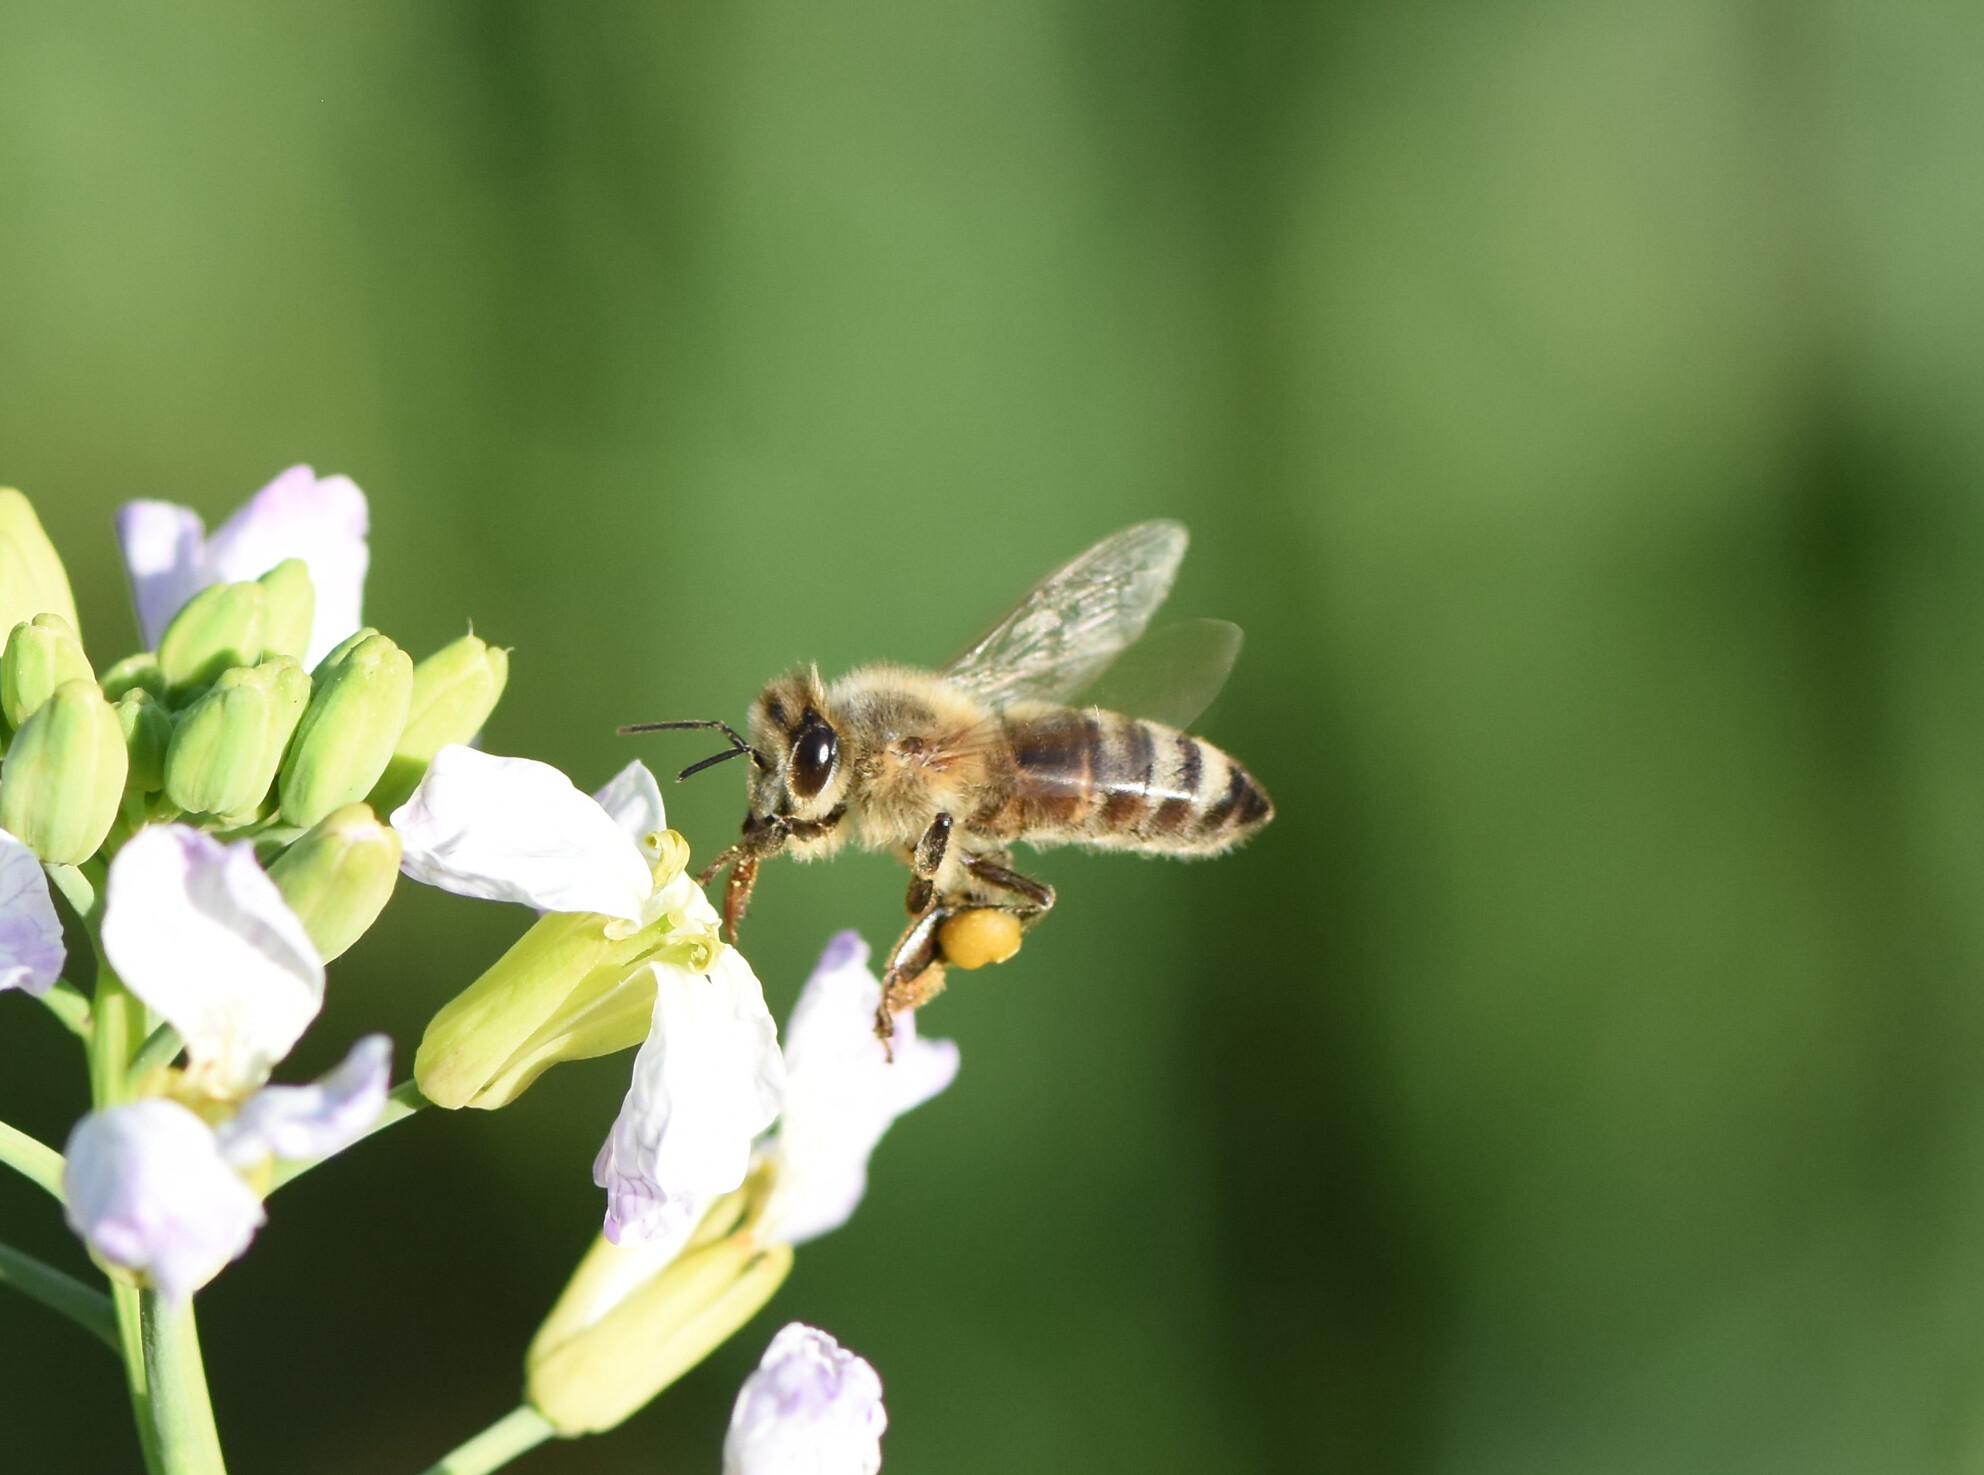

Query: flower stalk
[415,1405,554,1475]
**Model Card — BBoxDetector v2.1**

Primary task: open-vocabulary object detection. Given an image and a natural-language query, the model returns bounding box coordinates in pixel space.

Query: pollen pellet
[937,908,1023,970]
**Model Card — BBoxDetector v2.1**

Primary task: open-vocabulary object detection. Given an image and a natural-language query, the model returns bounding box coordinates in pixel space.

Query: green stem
[38,978,93,1038]
[267,1080,429,1193]
[416,1405,554,1475]
[128,1023,184,1086]
[114,1280,164,1475]
[141,1291,227,1475]
[0,1239,118,1351]
[0,1118,66,1201]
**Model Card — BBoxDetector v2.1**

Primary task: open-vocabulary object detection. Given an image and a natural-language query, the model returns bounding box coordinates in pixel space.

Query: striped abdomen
[979,706,1273,856]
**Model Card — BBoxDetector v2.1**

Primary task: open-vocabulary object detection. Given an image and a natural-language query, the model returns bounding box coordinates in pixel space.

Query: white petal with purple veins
[393,746,654,921]
[101,826,325,1098]
[594,949,785,1245]
[723,1323,886,1475]
[0,827,64,997]
[204,466,369,665]
[114,501,209,649]
[63,1101,265,1301]
[757,931,958,1247]
[592,760,668,866]
[218,1034,393,1167]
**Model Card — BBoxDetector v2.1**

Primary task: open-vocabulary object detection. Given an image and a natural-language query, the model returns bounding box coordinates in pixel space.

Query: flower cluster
[0,468,952,1471]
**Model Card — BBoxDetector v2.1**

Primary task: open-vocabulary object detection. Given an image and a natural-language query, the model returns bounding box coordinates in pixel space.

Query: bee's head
[748,667,847,824]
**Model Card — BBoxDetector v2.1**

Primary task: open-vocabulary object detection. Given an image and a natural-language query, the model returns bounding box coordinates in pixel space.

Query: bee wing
[942,520,1190,709]
[1078,618,1243,730]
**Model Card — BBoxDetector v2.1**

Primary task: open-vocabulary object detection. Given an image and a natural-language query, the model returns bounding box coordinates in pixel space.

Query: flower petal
[595,948,785,1245]
[592,760,668,867]
[0,826,64,996]
[393,746,654,921]
[63,1100,265,1301]
[204,466,370,666]
[217,1034,392,1167]
[723,1323,886,1475]
[114,501,209,648]
[758,931,958,1246]
[101,825,325,1098]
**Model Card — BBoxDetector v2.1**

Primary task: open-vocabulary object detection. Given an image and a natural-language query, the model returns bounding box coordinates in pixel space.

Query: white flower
[392,746,654,923]
[757,932,958,1247]
[116,465,369,666]
[594,947,785,1245]
[217,1034,392,1168]
[0,826,64,997]
[723,1323,886,1475]
[101,825,325,1099]
[592,759,668,867]
[63,1101,266,1301]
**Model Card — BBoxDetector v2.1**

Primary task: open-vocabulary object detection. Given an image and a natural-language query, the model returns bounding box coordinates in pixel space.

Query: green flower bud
[256,559,316,664]
[277,631,413,829]
[157,581,266,696]
[526,1195,793,1436]
[114,689,172,795]
[0,679,128,864]
[0,489,81,642]
[163,657,311,819]
[3,613,95,729]
[267,803,402,961]
[370,633,509,811]
[100,653,167,702]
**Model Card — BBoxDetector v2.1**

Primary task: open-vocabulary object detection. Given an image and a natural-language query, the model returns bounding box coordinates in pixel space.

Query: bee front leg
[903,812,953,917]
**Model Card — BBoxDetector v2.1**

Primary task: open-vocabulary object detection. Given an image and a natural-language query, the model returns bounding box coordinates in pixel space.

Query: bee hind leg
[875,904,953,1057]
[961,855,1057,924]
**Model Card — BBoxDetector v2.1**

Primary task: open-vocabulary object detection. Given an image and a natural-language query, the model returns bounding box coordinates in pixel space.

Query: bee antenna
[619,718,770,777]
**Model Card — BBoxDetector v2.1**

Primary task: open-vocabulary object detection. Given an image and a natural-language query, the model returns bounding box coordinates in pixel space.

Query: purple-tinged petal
[393,746,654,921]
[595,949,785,1245]
[723,1323,886,1475]
[114,501,209,648]
[0,826,64,996]
[63,1101,264,1301]
[757,932,958,1247]
[218,1034,392,1167]
[102,825,325,1098]
[205,466,370,666]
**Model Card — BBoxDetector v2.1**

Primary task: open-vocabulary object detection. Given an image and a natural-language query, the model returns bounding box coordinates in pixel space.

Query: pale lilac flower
[116,465,369,666]
[392,746,654,922]
[0,826,64,997]
[594,947,785,1245]
[63,1101,266,1301]
[723,1323,886,1475]
[218,1034,392,1168]
[756,932,958,1247]
[101,826,325,1099]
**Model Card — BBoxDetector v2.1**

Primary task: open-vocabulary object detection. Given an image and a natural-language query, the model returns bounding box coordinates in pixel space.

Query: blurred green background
[4,1,1983,1471]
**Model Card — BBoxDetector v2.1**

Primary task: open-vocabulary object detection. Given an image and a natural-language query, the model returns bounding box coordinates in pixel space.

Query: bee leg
[904,812,953,917]
[875,904,952,1055]
[960,856,1057,924]
[721,854,761,941]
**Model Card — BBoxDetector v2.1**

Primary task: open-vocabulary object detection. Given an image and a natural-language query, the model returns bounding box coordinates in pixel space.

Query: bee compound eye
[788,723,838,799]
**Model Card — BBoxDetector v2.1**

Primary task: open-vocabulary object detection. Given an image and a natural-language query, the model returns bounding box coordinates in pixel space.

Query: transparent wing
[1078,619,1242,730]
[943,520,1190,709]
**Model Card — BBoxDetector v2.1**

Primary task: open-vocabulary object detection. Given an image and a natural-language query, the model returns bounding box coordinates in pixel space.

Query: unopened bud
[267,804,402,961]
[256,559,316,664]
[157,581,266,696]
[370,633,508,810]
[163,657,311,819]
[100,653,167,702]
[526,1227,793,1436]
[3,613,94,729]
[0,679,128,864]
[278,631,412,828]
[115,689,172,795]
[0,489,81,641]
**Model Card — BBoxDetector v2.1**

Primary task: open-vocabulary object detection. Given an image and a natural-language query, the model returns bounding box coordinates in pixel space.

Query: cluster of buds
[1,468,934,1472]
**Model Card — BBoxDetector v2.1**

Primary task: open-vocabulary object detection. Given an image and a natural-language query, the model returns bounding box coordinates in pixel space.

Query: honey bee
[624,521,1273,1039]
